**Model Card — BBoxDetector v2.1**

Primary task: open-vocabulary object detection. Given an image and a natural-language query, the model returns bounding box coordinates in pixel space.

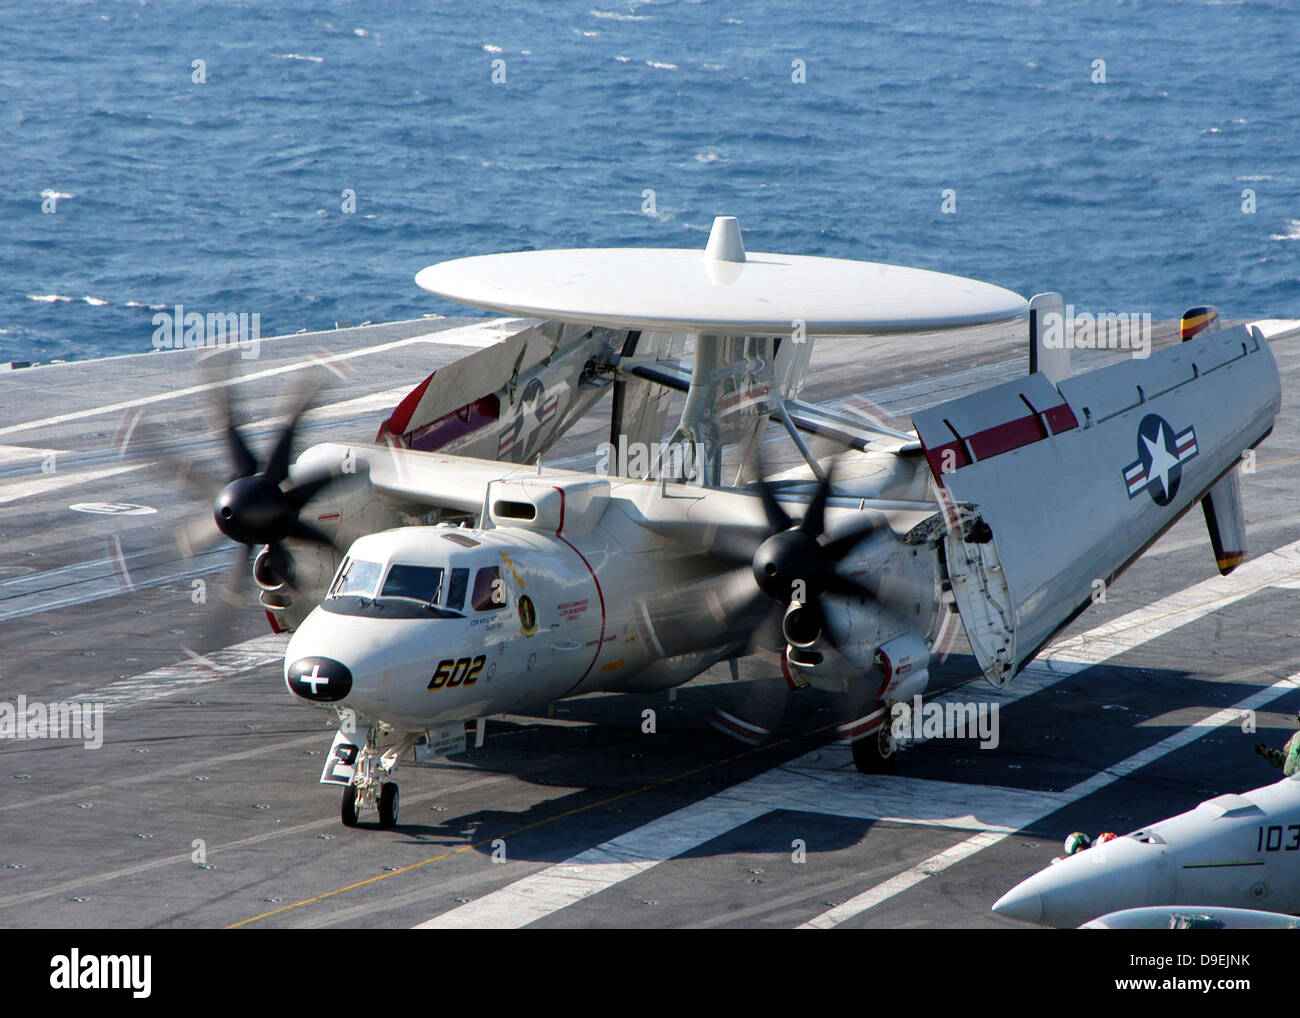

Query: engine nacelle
[874,632,930,703]
[253,546,293,592]
[782,600,822,648]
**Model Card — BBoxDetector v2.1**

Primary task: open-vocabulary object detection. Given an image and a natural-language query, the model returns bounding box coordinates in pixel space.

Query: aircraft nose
[991,881,1043,924]
[993,837,1168,927]
[286,656,353,702]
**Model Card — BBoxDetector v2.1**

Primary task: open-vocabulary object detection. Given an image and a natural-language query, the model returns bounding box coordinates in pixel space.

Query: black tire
[851,725,898,774]
[341,784,360,827]
[378,781,400,829]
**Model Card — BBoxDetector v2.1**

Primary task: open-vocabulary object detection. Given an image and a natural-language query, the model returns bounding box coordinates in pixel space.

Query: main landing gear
[851,722,898,774]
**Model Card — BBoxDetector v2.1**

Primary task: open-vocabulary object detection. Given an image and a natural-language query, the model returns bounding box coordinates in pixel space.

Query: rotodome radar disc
[415,216,1028,336]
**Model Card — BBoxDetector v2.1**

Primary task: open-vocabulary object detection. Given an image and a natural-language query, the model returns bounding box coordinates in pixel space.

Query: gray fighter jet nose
[991,881,1043,924]
[286,656,353,702]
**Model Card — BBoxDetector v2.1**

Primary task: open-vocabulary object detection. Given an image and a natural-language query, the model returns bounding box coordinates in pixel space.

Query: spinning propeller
[121,357,342,649]
[666,453,882,656]
[211,382,340,563]
[646,440,895,755]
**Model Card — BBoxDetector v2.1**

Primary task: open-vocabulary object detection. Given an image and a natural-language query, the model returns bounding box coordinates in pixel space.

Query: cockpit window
[329,558,383,599]
[446,567,470,611]
[381,564,445,604]
[471,566,505,612]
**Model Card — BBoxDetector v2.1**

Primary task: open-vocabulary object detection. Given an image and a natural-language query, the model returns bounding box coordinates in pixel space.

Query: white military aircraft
[1081,906,1299,930]
[993,774,1300,928]
[192,216,1280,828]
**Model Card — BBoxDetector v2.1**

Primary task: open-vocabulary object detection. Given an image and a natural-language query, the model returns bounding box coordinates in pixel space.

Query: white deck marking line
[0,463,140,505]
[412,770,1056,930]
[798,671,1300,928]
[413,538,1300,929]
[0,319,529,440]
[0,385,419,506]
[0,443,67,465]
[63,634,288,714]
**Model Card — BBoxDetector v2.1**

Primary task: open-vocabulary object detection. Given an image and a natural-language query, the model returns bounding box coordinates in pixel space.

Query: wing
[375,317,626,465]
[912,322,1281,684]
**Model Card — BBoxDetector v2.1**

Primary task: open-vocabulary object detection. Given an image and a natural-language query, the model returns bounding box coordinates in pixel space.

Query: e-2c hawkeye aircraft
[193,216,1281,828]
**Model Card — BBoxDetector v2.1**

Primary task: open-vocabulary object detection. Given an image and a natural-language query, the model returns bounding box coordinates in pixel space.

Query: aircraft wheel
[341,784,360,827]
[378,782,400,829]
[852,725,897,774]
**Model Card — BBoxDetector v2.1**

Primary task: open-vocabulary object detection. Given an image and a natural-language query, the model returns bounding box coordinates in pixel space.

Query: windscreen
[329,558,384,599]
[381,564,446,604]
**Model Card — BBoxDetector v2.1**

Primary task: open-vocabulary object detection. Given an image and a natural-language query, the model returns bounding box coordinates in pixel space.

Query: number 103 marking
[1256,825,1300,852]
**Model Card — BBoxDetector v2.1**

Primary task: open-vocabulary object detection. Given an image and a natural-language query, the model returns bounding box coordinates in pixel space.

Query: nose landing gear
[339,725,415,829]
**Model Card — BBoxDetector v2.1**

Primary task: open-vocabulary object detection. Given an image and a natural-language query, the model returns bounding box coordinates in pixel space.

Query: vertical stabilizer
[1028,292,1070,384]
[1182,305,1244,573]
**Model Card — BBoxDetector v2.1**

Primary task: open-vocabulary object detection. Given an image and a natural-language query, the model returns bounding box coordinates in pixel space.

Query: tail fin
[1029,292,1070,383]
[1180,305,1220,341]
[1201,471,1247,575]
[1181,305,1243,573]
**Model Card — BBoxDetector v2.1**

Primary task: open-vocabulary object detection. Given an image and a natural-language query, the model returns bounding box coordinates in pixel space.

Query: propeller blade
[822,519,879,562]
[225,423,258,481]
[754,476,793,533]
[174,515,224,560]
[264,381,320,485]
[799,463,835,538]
[283,469,340,512]
[745,599,787,654]
[205,360,259,481]
[824,573,873,601]
[288,518,336,547]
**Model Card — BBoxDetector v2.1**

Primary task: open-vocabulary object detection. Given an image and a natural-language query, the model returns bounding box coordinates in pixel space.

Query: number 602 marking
[428,655,486,690]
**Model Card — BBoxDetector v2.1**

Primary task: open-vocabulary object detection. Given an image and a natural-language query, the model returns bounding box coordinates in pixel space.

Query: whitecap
[353,28,369,37]
[40,190,75,200]
[575,30,599,37]
[26,294,75,303]
[646,60,677,70]
[614,55,631,63]
[590,9,649,21]
[483,44,503,54]
[82,296,109,306]
[694,150,721,163]
[1269,220,1300,242]
[273,53,324,63]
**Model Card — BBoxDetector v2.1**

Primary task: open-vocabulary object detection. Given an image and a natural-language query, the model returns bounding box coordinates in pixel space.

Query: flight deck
[2,314,1299,929]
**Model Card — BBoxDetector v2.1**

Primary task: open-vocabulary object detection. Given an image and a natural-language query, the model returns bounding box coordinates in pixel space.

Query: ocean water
[0,0,1296,365]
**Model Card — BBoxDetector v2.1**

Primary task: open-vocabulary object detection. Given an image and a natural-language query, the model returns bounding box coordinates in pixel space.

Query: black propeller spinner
[654,457,883,656]
[211,383,340,564]
[741,463,878,648]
